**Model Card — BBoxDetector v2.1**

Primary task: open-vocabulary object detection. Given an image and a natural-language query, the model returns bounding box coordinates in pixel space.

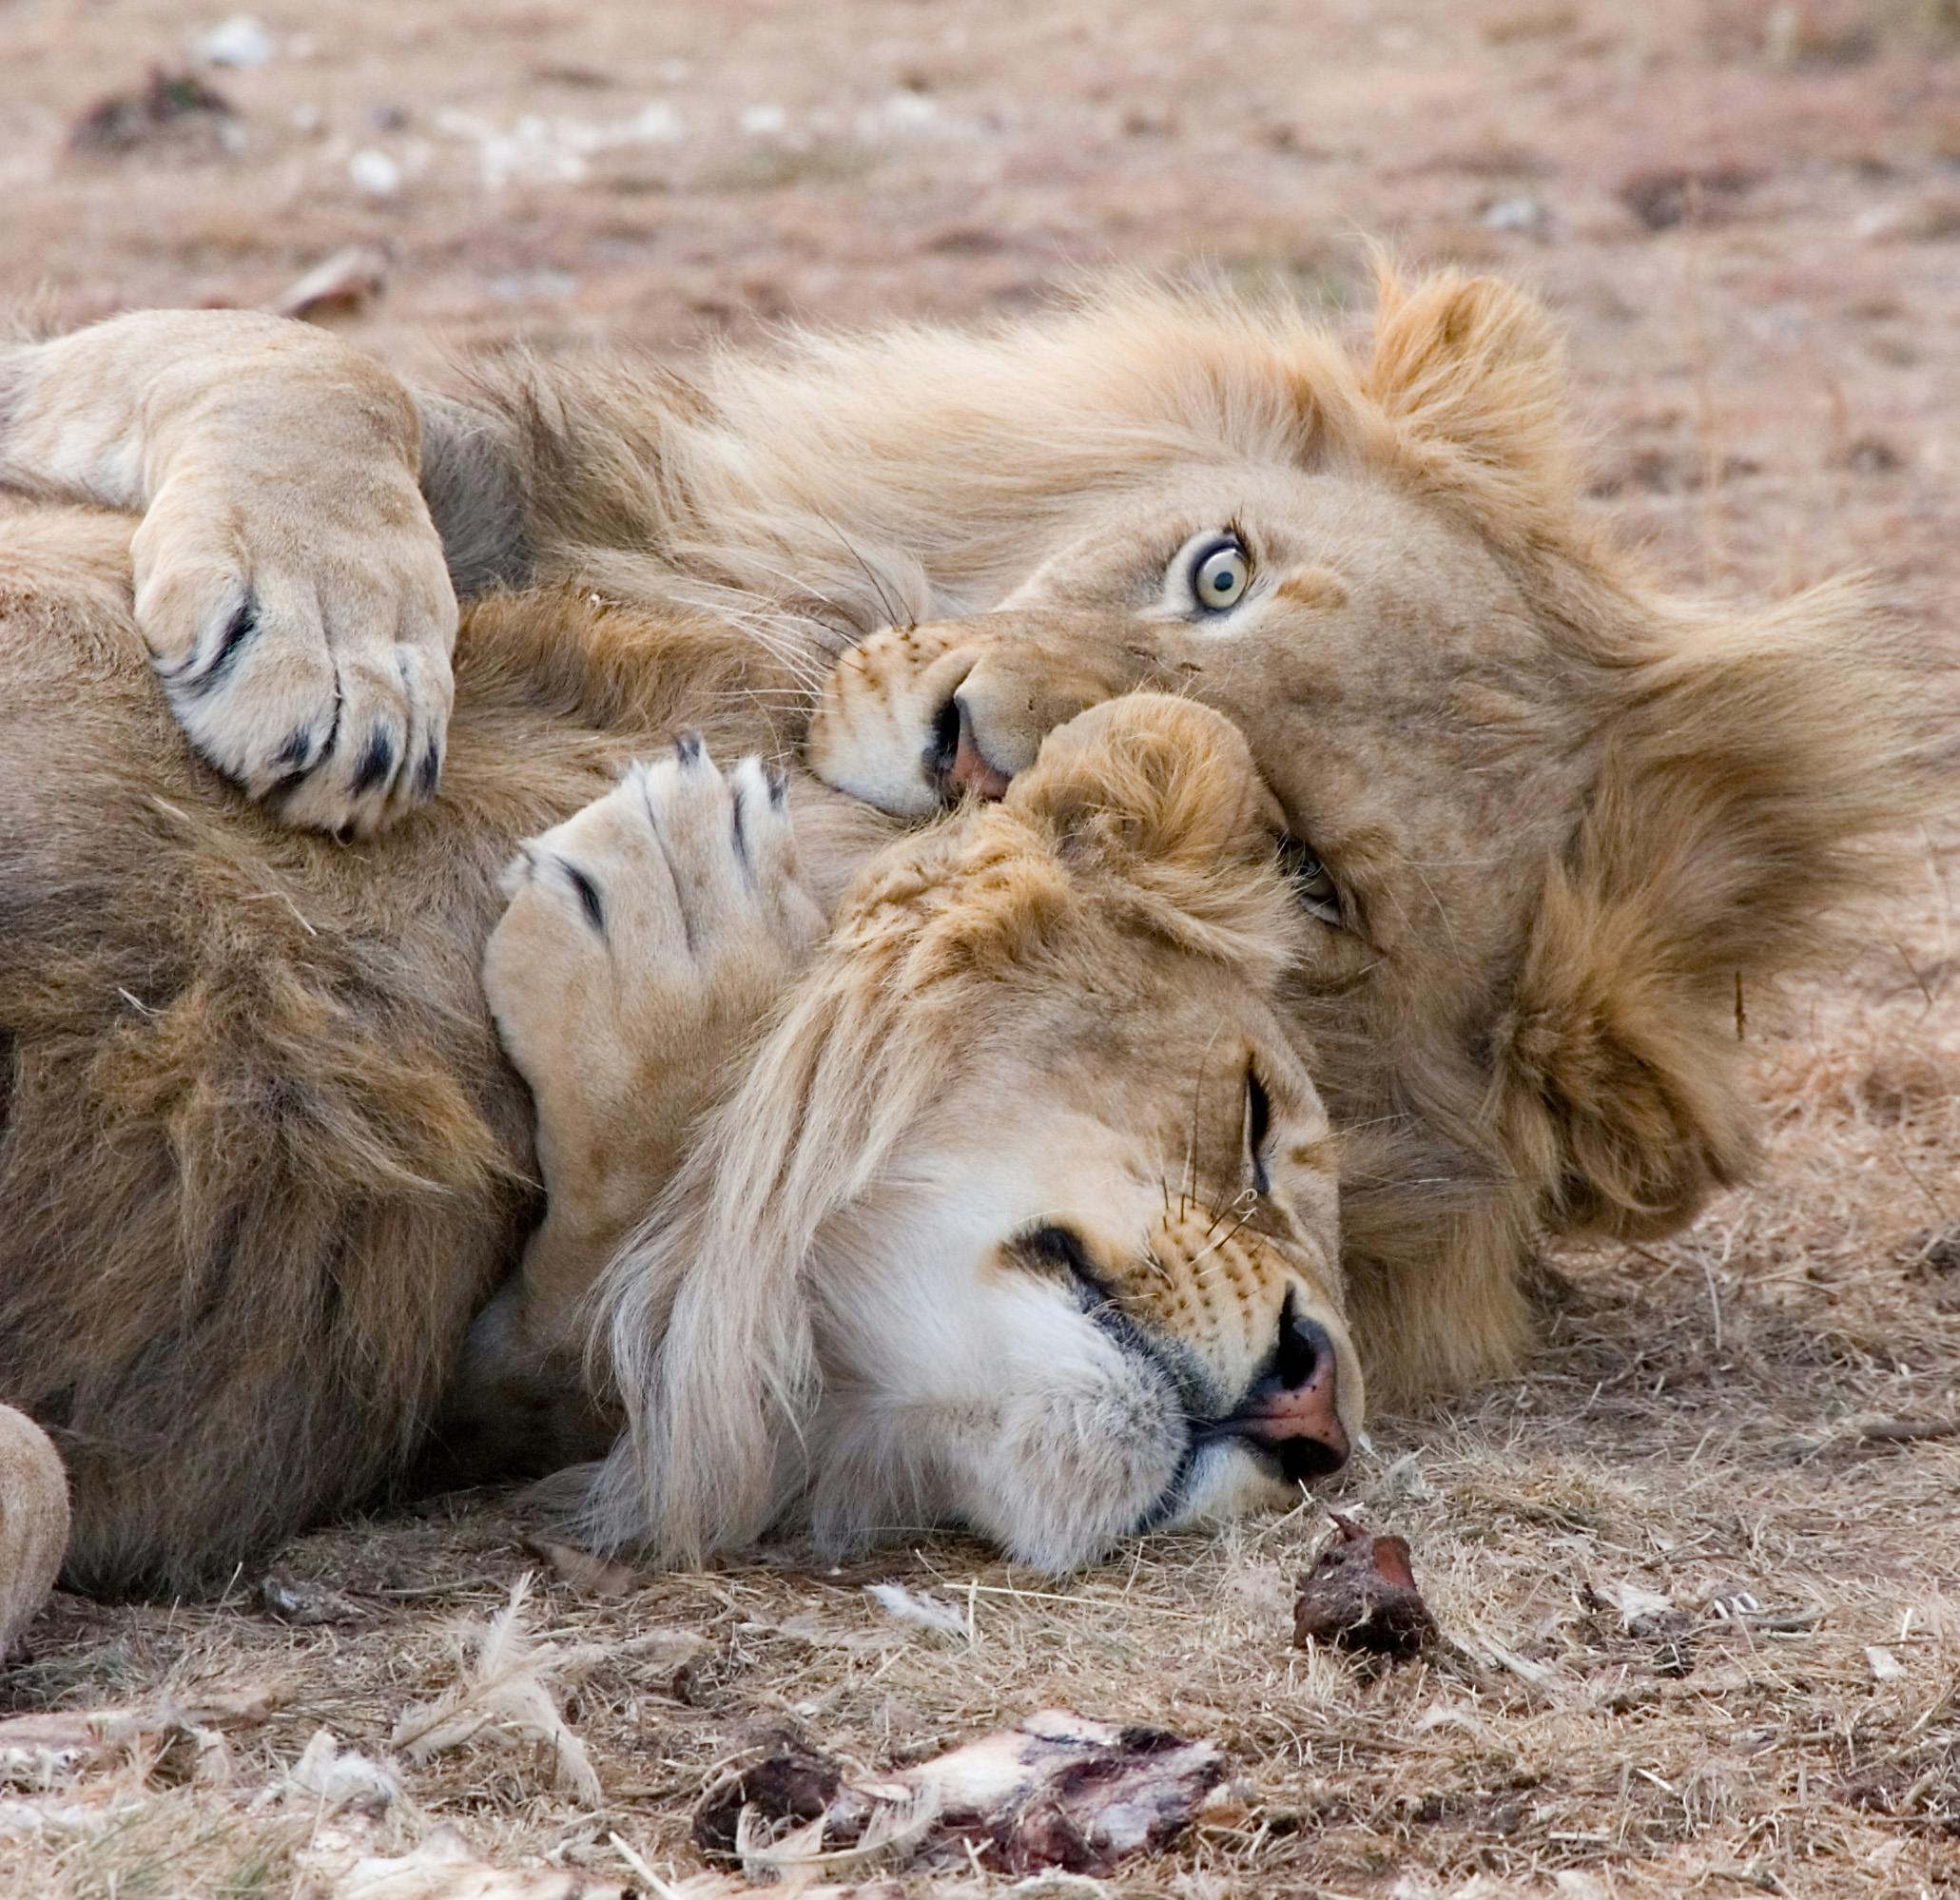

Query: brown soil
[3,2,1957,1895]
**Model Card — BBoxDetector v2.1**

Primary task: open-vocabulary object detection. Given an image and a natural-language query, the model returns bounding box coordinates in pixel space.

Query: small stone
[1483,193,1550,236]
[196,14,275,69]
[348,148,401,197]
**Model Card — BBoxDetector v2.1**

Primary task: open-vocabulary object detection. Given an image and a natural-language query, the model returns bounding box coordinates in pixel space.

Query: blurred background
[3,0,1955,613]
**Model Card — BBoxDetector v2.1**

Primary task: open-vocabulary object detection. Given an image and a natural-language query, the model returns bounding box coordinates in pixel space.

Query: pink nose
[1232,1310,1349,1482]
[940,696,1013,802]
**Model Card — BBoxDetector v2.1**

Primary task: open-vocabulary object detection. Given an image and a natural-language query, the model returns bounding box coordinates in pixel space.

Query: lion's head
[801,265,1930,1401]
[584,694,1362,1571]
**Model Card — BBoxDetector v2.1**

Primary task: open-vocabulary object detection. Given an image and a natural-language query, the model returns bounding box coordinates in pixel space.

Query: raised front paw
[483,737,825,1118]
[129,448,457,839]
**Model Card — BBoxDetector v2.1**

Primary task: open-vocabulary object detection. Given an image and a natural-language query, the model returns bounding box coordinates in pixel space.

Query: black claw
[272,724,317,770]
[675,729,704,765]
[417,742,442,798]
[267,723,328,804]
[350,728,397,798]
[562,861,606,935]
[179,594,261,701]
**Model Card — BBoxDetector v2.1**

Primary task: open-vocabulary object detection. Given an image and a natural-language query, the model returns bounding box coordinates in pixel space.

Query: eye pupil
[1186,535,1250,614]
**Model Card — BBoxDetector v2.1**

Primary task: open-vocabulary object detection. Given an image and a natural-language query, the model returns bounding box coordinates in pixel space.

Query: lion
[477,695,1358,1571]
[0,263,1927,1603]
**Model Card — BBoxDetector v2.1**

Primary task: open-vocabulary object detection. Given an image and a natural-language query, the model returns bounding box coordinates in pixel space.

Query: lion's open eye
[1279,836,1342,927]
[1244,1066,1273,1196]
[1187,534,1251,612]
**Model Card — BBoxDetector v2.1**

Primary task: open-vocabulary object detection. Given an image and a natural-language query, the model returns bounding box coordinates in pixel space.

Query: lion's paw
[484,737,824,1114]
[129,465,457,839]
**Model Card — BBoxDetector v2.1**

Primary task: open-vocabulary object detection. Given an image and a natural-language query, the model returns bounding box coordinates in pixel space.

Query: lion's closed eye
[1243,1066,1272,1196]
[1277,835,1342,928]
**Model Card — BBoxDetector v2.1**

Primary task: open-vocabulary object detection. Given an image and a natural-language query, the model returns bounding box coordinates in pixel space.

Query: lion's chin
[796,1416,1310,1573]
[1149,1437,1306,1537]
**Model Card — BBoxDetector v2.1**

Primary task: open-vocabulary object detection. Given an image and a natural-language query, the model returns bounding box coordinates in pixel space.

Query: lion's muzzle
[1204,1295,1350,1483]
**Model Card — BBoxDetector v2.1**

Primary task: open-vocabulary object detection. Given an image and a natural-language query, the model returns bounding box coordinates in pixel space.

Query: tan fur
[0,1405,68,1655]
[551,696,1355,1568]
[0,266,1931,1590]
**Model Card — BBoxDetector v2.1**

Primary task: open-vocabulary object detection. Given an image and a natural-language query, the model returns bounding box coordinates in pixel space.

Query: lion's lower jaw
[1153,1440,1303,1537]
[793,1382,1193,1575]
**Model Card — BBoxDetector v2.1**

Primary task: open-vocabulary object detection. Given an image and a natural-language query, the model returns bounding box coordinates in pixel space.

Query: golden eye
[1189,536,1251,612]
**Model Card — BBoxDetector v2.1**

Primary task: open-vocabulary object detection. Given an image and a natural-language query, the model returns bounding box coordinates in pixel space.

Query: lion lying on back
[0,263,1927,1614]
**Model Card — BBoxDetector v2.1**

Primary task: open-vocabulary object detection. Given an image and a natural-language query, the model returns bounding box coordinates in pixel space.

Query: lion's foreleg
[441,740,825,1476]
[1,311,456,836]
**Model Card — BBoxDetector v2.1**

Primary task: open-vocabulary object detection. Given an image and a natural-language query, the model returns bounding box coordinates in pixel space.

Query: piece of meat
[1292,1512,1438,1656]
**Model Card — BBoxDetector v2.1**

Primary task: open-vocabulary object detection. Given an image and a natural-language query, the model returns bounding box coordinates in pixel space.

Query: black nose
[1226,1295,1349,1483]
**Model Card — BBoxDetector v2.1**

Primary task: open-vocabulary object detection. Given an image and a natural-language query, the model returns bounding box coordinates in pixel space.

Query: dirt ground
[3,1,1959,1895]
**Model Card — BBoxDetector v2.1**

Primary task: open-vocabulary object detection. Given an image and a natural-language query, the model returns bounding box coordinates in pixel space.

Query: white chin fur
[806,1180,1192,1572]
[1159,1438,1301,1533]
[962,1362,1189,1571]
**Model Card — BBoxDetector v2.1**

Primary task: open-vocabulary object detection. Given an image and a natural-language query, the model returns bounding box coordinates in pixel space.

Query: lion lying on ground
[0,264,1925,1609]
[484,695,1358,1577]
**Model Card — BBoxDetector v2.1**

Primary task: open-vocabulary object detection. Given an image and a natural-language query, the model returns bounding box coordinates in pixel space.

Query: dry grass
[2,1,1957,1895]
[5,936,1953,1895]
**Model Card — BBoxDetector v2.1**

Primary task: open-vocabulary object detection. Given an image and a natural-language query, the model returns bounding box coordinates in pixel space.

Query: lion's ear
[1361,264,1574,522]
[1503,579,1933,1238]
[1018,693,1283,876]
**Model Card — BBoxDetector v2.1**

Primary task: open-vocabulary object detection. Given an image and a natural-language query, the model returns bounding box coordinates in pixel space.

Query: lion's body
[0,269,1927,1597]
[0,509,880,1589]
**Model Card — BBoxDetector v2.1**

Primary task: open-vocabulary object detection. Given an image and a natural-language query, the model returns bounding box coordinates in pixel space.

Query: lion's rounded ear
[1013,693,1284,876]
[1502,578,1934,1239]
[1362,263,1575,522]
[1503,864,1758,1238]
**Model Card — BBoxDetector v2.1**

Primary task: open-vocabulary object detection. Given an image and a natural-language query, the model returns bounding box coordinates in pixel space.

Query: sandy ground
[2,1,1958,1895]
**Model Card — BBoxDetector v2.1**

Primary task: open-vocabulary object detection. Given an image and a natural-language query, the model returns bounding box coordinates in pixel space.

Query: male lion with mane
[0,263,1924,1615]
[483,694,1360,1579]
